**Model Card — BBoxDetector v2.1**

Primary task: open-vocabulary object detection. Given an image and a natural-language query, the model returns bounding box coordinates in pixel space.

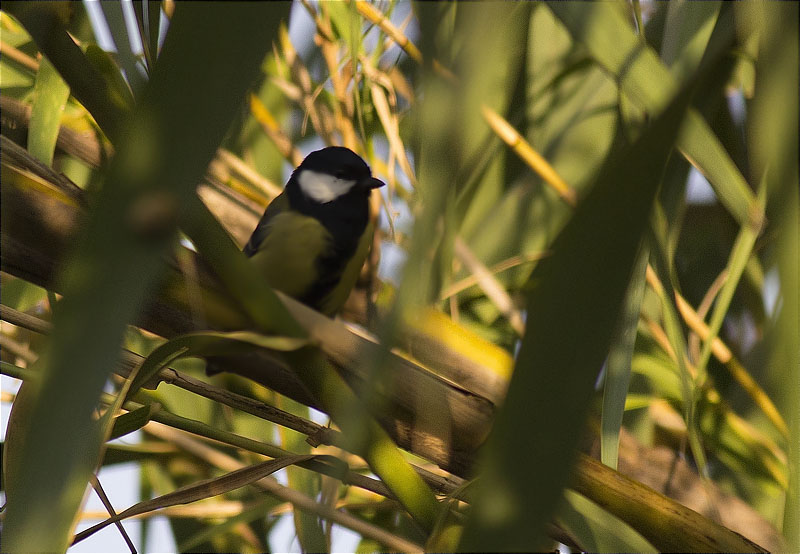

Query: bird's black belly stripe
[286,180,370,311]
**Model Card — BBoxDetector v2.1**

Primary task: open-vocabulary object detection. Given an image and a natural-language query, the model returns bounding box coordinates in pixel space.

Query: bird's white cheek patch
[298,169,356,203]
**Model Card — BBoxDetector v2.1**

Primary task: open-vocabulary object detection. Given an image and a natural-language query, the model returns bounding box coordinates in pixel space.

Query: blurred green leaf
[632,350,684,403]
[27,56,69,166]
[411,1,530,309]
[556,489,657,553]
[461,59,697,551]
[0,59,36,90]
[601,245,649,469]
[0,14,38,91]
[108,402,159,442]
[146,0,162,69]
[453,4,530,237]
[661,1,720,75]
[324,1,362,59]
[128,330,310,400]
[4,0,129,142]
[97,0,147,97]
[695,181,765,380]
[526,5,619,195]
[101,441,176,466]
[548,2,760,231]
[746,2,800,547]
[624,394,655,412]
[458,3,620,327]
[698,394,787,490]
[74,454,315,546]
[0,277,47,312]
[177,496,281,553]
[84,44,135,114]
[650,213,709,475]
[129,0,162,73]
[1,4,287,551]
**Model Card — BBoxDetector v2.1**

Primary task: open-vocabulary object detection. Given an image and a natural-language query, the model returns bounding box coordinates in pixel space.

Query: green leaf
[661,1,720,75]
[0,58,36,89]
[454,3,530,236]
[624,393,655,411]
[73,454,315,546]
[601,244,649,469]
[0,4,289,551]
[649,211,709,476]
[556,489,657,553]
[0,277,48,312]
[146,1,162,69]
[129,0,162,73]
[631,351,683,403]
[548,2,761,231]
[697,396,787,490]
[0,16,37,90]
[459,4,620,309]
[177,496,282,553]
[97,0,147,97]
[128,330,310,400]
[460,55,699,552]
[695,179,765,377]
[107,402,160,442]
[324,1,363,58]
[5,1,129,143]
[84,44,135,114]
[746,3,800,548]
[28,56,70,166]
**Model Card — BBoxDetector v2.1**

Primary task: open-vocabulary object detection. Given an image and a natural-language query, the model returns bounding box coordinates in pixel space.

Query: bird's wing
[247,211,332,301]
[243,191,289,257]
[317,218,375,316]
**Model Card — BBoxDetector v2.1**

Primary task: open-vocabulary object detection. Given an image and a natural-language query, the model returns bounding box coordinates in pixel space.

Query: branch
[0,303,466,500]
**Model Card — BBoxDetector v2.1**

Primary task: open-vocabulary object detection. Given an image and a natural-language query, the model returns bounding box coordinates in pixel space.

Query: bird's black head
[301,146,371,179]
[283,146,384,273]
[292,146,385,205]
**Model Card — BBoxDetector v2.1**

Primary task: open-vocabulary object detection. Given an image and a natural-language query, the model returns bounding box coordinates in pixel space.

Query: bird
[243,146,385,316]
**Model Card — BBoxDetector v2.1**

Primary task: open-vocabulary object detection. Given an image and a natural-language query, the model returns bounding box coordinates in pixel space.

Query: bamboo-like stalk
[572,454,766,553]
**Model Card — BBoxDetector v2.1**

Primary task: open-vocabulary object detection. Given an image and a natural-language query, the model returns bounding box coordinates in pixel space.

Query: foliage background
[0,1,797,552]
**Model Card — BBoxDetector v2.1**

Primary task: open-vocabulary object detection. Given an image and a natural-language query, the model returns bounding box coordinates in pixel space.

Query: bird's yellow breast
[247,212,331,300]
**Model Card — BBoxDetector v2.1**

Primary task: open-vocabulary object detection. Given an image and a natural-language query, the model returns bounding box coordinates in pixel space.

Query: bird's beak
[361,176,385,190]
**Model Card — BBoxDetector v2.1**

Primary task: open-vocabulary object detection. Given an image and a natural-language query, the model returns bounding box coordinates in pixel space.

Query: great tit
[244,146,385,316]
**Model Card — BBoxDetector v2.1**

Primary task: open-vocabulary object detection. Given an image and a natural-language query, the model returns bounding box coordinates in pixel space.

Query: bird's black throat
[285,175,371,309]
